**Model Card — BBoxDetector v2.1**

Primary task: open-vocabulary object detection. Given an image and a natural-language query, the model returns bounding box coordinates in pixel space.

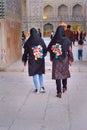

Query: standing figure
[37,28,42,37]
[78,31,84,60]
[74,31,79,42]
[47,26,73,98]
[83,31,86,41]
[22,31,26,47]
[50,31,54,40]
[22,28,47,93]
[65,25,75,45]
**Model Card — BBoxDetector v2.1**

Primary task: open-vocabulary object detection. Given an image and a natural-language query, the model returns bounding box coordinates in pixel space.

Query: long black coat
[47,26,73,80]
[22,28,47,76]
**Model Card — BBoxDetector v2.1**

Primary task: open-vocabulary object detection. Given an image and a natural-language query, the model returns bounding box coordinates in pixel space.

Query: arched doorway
[58,4,68,17]
[72,22,83,32]
[72,4,84,32]
[72,4,83,16]
[43,5,54,19]
[43,23,53,37]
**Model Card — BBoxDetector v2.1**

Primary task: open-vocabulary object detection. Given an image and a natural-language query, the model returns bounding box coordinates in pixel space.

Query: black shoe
[63,87,67,93]
[34,89,38,92]
[34,89,39,93]
[56,92,62,98]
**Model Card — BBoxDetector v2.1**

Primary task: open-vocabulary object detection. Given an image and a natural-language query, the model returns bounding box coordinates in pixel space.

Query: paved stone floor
[0,37,87,130]
[0,70,87,130]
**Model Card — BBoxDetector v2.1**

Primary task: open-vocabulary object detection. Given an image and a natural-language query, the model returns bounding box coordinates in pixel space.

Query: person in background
[22,28,47,93]
[22,31,26,47]
[83,31,86,41]
[78,31,84,60]
[73,30,79,42]
[37,28,42,37]
[50,31,54,40]
[47,25,73,98]
[65,25,75,45]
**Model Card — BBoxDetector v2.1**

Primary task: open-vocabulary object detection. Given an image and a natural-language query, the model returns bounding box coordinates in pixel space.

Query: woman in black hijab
[22,28,47,93]
[47,25,73,98]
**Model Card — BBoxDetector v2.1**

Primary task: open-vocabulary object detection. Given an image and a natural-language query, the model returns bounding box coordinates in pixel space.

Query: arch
[43,23,53,37]
[58,4,68,16]
[72,4,83,16]
[43,5,54,19]
[72,22,83,32]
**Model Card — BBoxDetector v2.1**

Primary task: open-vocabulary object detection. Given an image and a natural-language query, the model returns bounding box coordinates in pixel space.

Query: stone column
[0,19,6,69]
[26,0,29,18]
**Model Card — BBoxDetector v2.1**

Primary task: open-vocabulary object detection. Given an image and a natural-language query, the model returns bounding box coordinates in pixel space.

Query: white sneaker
[36,90,39,94]
[40,87,46,93]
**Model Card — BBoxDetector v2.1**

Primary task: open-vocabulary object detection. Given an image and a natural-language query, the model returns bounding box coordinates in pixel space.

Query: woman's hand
[69,60,72,66]
[22,61,27,66]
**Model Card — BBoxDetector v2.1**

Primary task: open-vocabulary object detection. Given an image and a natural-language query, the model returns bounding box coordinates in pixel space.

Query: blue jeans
[78,50,83,60]
[33,74,43,90]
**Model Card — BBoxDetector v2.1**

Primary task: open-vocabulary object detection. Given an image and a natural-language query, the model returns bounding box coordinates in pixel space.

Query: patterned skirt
[52,56,70,79]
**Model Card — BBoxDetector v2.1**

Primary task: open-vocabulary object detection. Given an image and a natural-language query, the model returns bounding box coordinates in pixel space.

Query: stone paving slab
[0,71,87,130]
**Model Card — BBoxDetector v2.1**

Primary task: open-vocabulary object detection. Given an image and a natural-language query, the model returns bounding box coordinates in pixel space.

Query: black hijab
[27,28,45,47]
[24,28,47,57]
[49,26,67,46]
[48,26,71,60]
